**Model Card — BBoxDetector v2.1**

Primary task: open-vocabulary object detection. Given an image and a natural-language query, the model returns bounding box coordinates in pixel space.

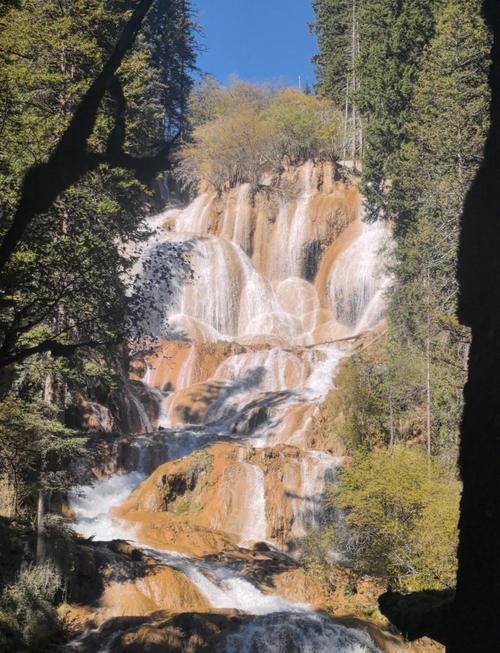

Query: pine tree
[147,0,198,138]
[311,0,351,106]
[387,0,490,458]
[357,0,441,218]
[311,0,361,164]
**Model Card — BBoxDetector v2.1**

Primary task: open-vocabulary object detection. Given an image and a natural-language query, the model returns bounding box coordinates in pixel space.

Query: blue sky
[192,0,317,88]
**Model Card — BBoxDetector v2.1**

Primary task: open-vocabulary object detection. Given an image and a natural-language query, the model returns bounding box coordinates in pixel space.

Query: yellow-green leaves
[176,81,342,192]
[332,445,460,591]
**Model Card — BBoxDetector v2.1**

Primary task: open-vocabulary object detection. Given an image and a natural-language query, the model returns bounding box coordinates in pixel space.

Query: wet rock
[253,541,272,552]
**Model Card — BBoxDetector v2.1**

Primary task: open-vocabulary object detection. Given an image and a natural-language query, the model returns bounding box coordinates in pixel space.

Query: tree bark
[36,490,47,564]
[351,0,357,168]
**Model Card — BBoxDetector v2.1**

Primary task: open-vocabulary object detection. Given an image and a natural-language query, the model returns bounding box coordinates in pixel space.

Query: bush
[1,563,62,652]
[263,88,341,163]
[178,107,275,190]
[177,78,342,192]
[330,445,459,591]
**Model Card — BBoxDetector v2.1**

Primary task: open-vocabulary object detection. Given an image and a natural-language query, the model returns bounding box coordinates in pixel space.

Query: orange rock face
[99,565,211,620]
[115,442,341,552]
[66,162,397,652]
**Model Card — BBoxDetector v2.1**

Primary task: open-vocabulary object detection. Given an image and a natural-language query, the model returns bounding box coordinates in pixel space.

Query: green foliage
[356,0,442,218]
[264,88,342,163]
[331,341,392,452]
[0,0,197,371]
[311,0,352,107]
[329,336,457,456]
[311,0,361,162]
[385,0,490,457]
[313,0,489,464]
[295,525,338,596]
[0,397,86,515]
[177,80,342,191]
[331,445,460,591]
[0,563,62,652]
[391,0,490,234]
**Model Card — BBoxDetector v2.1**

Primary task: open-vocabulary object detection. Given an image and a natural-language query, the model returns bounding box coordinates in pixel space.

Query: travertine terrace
[67,161,396,653]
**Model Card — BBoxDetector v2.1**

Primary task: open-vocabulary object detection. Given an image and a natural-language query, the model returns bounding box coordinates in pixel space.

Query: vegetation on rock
[176,79,342,191]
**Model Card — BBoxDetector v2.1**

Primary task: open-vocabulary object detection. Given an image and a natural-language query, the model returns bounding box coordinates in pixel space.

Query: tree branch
[0,0,160,273]
[0,339,107,368]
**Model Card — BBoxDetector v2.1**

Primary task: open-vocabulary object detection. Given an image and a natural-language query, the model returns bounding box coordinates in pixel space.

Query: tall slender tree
[311,0,360,164]
[356,0,441,219]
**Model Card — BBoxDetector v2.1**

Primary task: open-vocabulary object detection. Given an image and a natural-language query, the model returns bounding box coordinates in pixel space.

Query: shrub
[178,107,275,190]
[1,563,62,652]
[263,88,341,163]
[177,79,342,192]
[330,445,460,591]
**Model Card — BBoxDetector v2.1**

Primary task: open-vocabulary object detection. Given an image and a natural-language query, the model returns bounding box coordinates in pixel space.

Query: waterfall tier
[67,162,396,653]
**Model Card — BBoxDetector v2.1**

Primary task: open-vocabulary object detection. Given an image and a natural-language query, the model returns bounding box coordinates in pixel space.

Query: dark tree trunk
[380,4,500,649]
[450,1,500,650]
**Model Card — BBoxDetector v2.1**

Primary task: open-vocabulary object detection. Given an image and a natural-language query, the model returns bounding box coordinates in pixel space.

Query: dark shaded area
[378,590,453,646]
[63,612,242,653]
[0,516,35,588]
[303,239,326,282]
[379,3,500,650]
[62,609,404,653]
[0,518,162,609]
[451,1,500,650]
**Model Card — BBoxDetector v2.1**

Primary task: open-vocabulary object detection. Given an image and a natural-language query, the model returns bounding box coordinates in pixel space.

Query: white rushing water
[224,614,381,653]
[69,472,145,541]
[147,549,307,615]
[68,165,391,652]
[239,461,268,545]
[327,221,391,331]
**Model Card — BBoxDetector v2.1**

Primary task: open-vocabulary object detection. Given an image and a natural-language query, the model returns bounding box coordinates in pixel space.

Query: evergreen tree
[311,0,361,163]
[387,0,490,458]
[356,0,441,218]
[311,0,352,107]
[147,0,198,138]
[0,0,197,376]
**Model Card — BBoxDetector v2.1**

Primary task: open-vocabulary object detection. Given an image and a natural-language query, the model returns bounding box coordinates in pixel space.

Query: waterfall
[224,614,380,653]
[327,221,391,331]
[67,162,392,653]
[69,472,145,541]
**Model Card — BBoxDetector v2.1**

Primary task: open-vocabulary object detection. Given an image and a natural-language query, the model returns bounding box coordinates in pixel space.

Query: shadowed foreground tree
[450,0,500,649]
[0,0,172,276]
[0,0,194,371]
[379,1,500,650]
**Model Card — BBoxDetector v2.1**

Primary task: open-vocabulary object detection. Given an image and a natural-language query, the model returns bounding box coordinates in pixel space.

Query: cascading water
[224,614,381,653]
[68,162,393,653]
[327,220,391,331]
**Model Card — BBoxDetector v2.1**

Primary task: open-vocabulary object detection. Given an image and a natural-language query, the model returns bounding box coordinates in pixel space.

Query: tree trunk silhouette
[0,0,175,274]
[450,1,500,650]
[380,3,500,650]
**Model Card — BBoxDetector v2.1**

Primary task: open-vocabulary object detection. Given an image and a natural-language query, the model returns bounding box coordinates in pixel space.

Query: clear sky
[192,0,317,88]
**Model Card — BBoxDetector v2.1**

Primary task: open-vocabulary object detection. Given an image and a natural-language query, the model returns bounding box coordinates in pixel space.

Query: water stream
[68,164,392,652]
